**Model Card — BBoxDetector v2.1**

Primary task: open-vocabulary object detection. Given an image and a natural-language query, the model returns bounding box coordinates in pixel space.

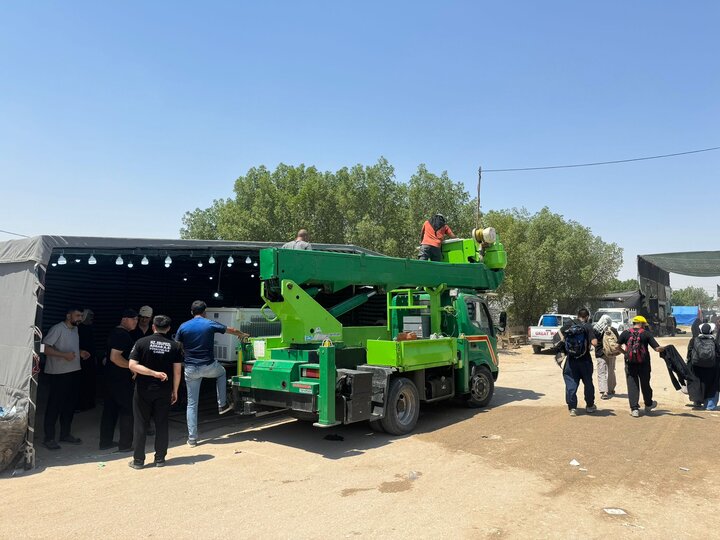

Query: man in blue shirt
[176,300,248,446]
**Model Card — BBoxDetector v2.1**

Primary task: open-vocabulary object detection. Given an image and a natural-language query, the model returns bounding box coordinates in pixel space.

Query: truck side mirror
[497,311,507,333]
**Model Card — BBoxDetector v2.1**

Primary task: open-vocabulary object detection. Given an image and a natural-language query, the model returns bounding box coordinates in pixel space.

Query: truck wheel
[369,419,385,433]
[380,377,420,435]
[466,365,494,408]
[532,345,542,354]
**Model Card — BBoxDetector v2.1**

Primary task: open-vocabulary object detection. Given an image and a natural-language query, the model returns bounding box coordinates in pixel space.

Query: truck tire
[532,345,542,354]
[380,377,420,435]
[466,365,494,408]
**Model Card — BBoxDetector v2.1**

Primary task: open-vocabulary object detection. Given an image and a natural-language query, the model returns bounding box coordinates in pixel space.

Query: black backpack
[564,324,588,358]
[692,334,716,368]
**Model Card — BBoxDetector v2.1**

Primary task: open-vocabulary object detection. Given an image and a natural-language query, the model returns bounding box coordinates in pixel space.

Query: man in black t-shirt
[618,315,665,417]
[99,309,138,451]
[128,315,182,469]
[559,308,598,416]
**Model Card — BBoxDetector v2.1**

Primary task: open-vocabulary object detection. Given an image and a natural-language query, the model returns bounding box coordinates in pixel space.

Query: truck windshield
[540,315,561,326]
[594,311,622,322]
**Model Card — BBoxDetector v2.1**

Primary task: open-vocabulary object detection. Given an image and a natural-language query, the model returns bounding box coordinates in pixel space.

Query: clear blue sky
[1,1,718,293]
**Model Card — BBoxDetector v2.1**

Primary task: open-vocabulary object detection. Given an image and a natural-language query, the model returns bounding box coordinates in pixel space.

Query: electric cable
[483,145,720,173]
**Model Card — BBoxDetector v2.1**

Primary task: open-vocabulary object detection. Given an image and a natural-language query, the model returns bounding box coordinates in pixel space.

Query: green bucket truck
[231,230,507,435]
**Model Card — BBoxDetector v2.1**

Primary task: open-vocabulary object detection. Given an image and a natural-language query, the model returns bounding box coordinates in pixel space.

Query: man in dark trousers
[559,308,598,416]
[41,307,89,450]
[128,315,182,469]
[99,309,138,451]
[618,315,665,417]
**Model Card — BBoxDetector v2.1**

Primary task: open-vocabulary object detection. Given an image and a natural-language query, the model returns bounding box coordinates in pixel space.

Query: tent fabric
[639,252,720,278]
[0,235,385,470]
[672,306,701,325]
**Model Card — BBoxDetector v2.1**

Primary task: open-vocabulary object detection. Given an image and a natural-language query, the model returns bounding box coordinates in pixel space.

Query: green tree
[603,277,639,292]
[483,207,623,327]
[180,158,479,258]
[671,286,713,307]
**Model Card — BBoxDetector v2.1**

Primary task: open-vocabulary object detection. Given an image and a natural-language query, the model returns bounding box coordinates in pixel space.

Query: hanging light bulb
[209,276,213,280]
[57,254,67,265]
[213,291,220,298]
[245,256,251,264]
[141,256,149,266]
[183,277,188,282]
[88,254,97,265]
[127,260,134,268]
[165,262,170,268]
[115,255,124,265]
[250,274,255,278]
[227,255,234,264]
[165,255,172,265]
[227,262,233,268]
[197,261,203,267]
[253,262,258,267]
[51,262,57,267]
[209,255,216,264]
[74,258,81,263]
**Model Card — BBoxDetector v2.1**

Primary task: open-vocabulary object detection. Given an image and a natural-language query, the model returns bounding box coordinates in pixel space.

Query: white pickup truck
[528,313,576,354]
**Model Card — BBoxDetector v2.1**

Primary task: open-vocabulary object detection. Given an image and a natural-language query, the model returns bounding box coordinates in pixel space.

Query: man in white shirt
[42,307,89,450]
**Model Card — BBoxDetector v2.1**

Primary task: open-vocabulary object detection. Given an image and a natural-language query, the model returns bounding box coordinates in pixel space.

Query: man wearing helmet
[618,315,665,417]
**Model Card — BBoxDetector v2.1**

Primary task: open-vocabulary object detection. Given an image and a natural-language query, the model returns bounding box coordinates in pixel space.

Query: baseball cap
[138,305,153,317]
[122,308,139,319]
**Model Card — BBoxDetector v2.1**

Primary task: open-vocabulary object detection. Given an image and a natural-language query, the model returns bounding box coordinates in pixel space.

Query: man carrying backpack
[618,315,665,417]
[686,323,720,411]
[551,308,598,416]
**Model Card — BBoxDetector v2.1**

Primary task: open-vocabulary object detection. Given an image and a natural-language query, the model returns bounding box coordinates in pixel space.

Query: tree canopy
[671,286,713,307]
[182,159,624,326]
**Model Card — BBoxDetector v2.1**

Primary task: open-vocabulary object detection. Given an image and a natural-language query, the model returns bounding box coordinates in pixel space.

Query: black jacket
[659,344,697,391]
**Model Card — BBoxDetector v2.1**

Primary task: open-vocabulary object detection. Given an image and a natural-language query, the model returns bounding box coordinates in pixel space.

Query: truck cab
[593,308,636,333]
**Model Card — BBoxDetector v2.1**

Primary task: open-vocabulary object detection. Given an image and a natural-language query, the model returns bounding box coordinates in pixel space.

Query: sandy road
[2,335,718,539]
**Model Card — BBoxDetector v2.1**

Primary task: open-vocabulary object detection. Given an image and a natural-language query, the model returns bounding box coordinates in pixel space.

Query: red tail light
[302,368,320,379]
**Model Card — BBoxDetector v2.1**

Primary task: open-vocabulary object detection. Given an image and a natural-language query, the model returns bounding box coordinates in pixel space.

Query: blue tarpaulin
[672,306,701,325]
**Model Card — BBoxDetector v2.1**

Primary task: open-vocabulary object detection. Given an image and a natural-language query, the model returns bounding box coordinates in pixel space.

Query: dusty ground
[3,334,719,539]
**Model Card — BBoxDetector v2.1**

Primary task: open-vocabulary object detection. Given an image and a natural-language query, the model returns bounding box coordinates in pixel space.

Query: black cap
[122,308,138,319]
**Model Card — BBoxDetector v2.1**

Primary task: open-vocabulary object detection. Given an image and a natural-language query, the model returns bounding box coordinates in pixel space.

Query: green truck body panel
[366,338,457,370]
[232,237,507,431]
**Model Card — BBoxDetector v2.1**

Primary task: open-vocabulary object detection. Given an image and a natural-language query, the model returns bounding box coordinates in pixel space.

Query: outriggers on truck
[230,228,507,435]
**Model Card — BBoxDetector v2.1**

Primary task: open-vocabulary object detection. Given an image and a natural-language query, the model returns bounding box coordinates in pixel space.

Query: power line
[0,228,29,238]
[483,145,720,173]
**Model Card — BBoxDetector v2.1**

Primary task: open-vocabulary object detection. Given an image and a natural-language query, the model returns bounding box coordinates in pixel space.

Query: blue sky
[1,1,718,293]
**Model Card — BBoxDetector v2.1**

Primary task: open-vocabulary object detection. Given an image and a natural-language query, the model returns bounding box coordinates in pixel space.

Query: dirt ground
[3,334,719,539]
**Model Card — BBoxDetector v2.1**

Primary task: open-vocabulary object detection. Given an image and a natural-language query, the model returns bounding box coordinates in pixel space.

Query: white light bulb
[227,263,232,268]
[74,258,81,263]
[245,256,251,264]
[213,292,220,298]
[165,263,170,268]
[51,262,57,267]
[253,262,258,267]
[127,261,134,268]
[165,255,172,265]
[250,274,255,278]
[115,255,124,265]
[209,276,213,280]
[183,277,188,282]
[88,255,97,265]
[141,256,149,265]
[209,255,215,264]
[57,255,67,265]
[227,256,234,264]
[197,261,203,267]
